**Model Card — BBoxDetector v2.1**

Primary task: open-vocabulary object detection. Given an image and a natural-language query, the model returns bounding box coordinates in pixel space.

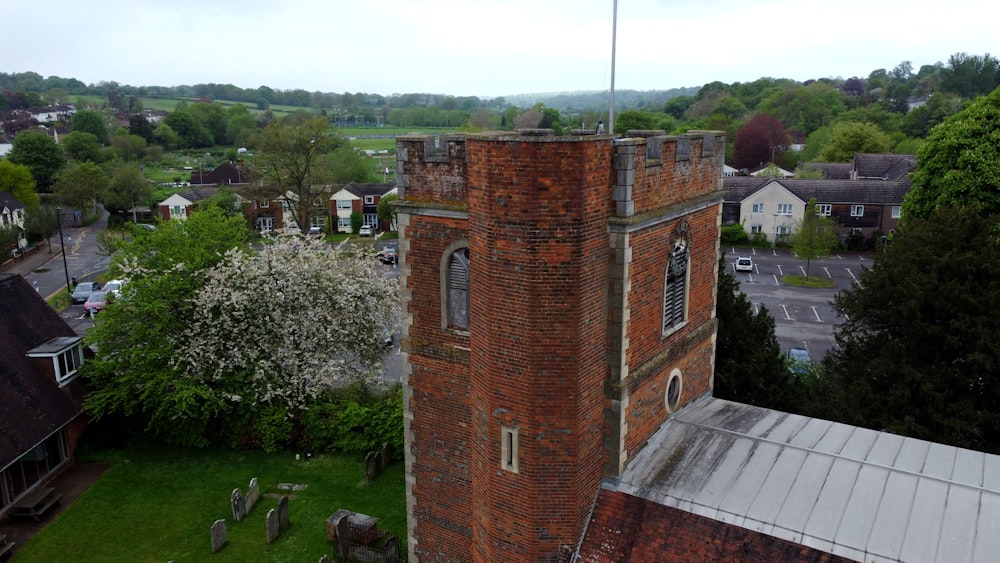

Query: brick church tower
[396,129,724,562]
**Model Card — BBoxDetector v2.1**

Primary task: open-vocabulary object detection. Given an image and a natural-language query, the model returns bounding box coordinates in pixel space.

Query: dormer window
[26,336,85,387]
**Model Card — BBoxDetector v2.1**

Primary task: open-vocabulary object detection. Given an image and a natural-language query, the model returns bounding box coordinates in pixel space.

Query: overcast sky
[7,0,995,99]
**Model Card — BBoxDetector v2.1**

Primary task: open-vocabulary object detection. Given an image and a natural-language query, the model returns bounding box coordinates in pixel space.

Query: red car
[83,290,110,314]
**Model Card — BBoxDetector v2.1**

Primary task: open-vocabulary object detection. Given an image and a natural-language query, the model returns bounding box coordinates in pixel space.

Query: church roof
[605,397,1000,562]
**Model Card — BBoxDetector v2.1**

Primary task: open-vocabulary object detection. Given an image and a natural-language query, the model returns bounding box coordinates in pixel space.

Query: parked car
[735,256,753,272]
[102,279,126,298]
[787,347,813,374]
[71,281,101,304]
[379,246,398,264]
[359,224,374,237]
[83,290,111,314]
[308,226,323,236]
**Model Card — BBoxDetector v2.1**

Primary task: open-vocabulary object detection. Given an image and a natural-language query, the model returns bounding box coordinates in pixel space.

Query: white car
[359,224,374,237]
[735,256,753,272]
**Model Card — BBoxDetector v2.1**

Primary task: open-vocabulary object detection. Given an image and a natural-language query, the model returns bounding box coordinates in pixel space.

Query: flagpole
[609,0,617,134]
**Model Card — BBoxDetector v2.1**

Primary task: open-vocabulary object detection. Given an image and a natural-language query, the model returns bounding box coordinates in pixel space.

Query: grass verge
[782,275,835,288]
[13,446,405,563]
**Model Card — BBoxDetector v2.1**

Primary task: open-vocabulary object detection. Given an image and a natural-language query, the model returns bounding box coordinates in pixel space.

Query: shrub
[721,224,749,245]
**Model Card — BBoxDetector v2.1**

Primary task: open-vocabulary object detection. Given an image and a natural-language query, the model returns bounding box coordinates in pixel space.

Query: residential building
[0,192,27,252]
[329,183,396,234]
[0,273,88,517]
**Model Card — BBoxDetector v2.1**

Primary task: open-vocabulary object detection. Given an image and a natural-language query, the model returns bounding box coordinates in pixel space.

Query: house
[0,273,88,518]
[329,183,396,234]
[158,186,223,221]
[397,131,993,562]
[28,104,75,124]
[157,186,286,232]
[724,154,915,245]
[189,160,250,186]
[0,134,13,158]
[0,191,27,253]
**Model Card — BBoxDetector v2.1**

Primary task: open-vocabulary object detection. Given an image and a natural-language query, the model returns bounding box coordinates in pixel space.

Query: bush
[721,224,749,245]
[299,384,404,457]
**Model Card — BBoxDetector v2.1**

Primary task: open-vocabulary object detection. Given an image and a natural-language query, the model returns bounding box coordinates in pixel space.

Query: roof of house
[339,182,396,199]
[189,161,250,186]
[852,154,917,181]
[594,396,1000,562]
[0,273,85,469]
[723,177,910,206]
[801,162,853,180]
[0,191,26,211]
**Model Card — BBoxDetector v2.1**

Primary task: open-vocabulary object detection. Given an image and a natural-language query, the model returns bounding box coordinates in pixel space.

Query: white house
[0,192,28,252]
[739,180,802,243]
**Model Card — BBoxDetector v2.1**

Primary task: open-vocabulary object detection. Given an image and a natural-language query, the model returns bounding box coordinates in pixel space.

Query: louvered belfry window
[448,248,470,330]
[662,242,689,333]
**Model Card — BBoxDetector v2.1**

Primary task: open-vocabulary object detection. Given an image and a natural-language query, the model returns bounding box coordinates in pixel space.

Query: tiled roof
[802,162,853,180]
[343,182,396,199]
[852,154,917,181]
[0,191,25,210]
[722,177,910,206]
[0,274,85,469]
[609,397,1000,563]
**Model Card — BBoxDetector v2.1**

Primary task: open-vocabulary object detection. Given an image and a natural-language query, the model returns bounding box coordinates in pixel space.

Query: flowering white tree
[180,237,399,412]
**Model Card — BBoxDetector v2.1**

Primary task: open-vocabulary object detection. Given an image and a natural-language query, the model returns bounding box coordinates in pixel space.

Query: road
[722,246,876,361]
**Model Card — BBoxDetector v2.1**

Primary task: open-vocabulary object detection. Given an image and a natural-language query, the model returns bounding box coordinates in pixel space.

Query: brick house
[0,273,88,518]
[397,133,999,562]
[329,183,396,234]
[158,186,285,232]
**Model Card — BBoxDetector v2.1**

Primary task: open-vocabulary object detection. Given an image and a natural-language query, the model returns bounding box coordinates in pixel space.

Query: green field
[13,446,406,563]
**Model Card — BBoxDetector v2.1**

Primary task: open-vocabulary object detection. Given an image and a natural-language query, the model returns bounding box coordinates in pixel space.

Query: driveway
[723,247,876,361]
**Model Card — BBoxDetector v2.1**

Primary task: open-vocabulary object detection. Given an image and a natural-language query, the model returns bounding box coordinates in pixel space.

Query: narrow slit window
[501,426,519,473]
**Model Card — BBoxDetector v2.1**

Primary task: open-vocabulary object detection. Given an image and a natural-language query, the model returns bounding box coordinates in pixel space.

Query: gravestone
[381,442,391,469]
[210,519,227,553]
[265,509,280,544]
[364,451,378,483]
[318,556,329,563]
[278,495,290,531]
[231,488,246,522]
[246,477,259,513]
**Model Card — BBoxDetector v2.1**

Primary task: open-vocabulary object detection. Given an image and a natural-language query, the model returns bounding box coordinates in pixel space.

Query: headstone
[381,442,391,469]
[210,519,227,553]
[231,488,246,522]
[384,535,399,561]
[265,509,280,544]
[248,477,260,507]
[365,451,378,483]
[277,495,290,531]
[333,513,352,560]
[318,556,328,563]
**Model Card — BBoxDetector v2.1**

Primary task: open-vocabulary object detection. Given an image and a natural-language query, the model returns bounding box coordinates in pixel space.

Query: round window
[665,369,683,413]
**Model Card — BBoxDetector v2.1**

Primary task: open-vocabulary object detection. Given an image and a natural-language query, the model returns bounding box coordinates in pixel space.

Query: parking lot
[723,247,877,362]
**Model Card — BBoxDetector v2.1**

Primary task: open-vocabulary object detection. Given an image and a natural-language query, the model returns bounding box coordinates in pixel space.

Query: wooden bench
[0,533,15,559]
[11,486,62,521]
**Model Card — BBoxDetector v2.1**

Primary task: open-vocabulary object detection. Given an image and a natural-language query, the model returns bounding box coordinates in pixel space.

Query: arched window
[444,246,470,330]
[662,240,689,334]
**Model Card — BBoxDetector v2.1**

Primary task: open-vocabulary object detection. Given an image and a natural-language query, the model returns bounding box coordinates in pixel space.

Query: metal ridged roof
[613,397,1000,563]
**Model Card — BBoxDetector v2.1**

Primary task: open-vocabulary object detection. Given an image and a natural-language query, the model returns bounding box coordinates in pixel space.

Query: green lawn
[13,446,406,563]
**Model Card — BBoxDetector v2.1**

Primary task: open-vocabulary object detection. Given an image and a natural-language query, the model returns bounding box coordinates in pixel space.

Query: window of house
[817,204,832,216]
[336,200,352,210]
[851,205,865,217]
[256,217,274,230]
[776,225,790,236]
[444,247,470,331]
[256,200,269,209]
[662,241,689,334]
[750,225,762,234]
[171,205,185,217]
[752,202,764,214]
[501,426,519,473]
[777,203,793,215]
[338,217,351,228]
[364,195,375,205]
[310,216,326,228]
[891,206,901,218]
[26,337,84,387]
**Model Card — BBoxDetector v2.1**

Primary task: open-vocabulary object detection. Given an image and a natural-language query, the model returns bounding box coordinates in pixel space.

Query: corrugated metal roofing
[613,397,1000,563]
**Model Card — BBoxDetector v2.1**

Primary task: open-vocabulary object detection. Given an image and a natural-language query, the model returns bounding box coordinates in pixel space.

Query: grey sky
[7,0,995,98]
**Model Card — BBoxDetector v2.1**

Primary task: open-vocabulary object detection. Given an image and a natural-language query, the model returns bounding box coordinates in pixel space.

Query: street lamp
[772,213,779,249]
[55,207,72,294]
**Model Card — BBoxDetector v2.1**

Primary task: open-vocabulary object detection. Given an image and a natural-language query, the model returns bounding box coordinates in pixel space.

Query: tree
[71,109,110,145]
[152,123,180,149]
[816,121,891,162]
[82,207,250,446]
[53,161,108,211]
[824,207,1000,453]
[128,114,155,143]
[22,205,60,251]
[904,86,1000,219]
[732,113,789,170]
[164,110,213,148]
[61,131,102,163]
[791,198,839,277]
[377,193,398,229]
[109,133,148,161]
[6,129,65,191]
[613,110,675,135]
[103,163,153,221]
[181,238,400,415]
[939,52,1000,98]
[0,158,40,209]
[0,225,18,255]
[250,115,341,232]
[713,261,791,409]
